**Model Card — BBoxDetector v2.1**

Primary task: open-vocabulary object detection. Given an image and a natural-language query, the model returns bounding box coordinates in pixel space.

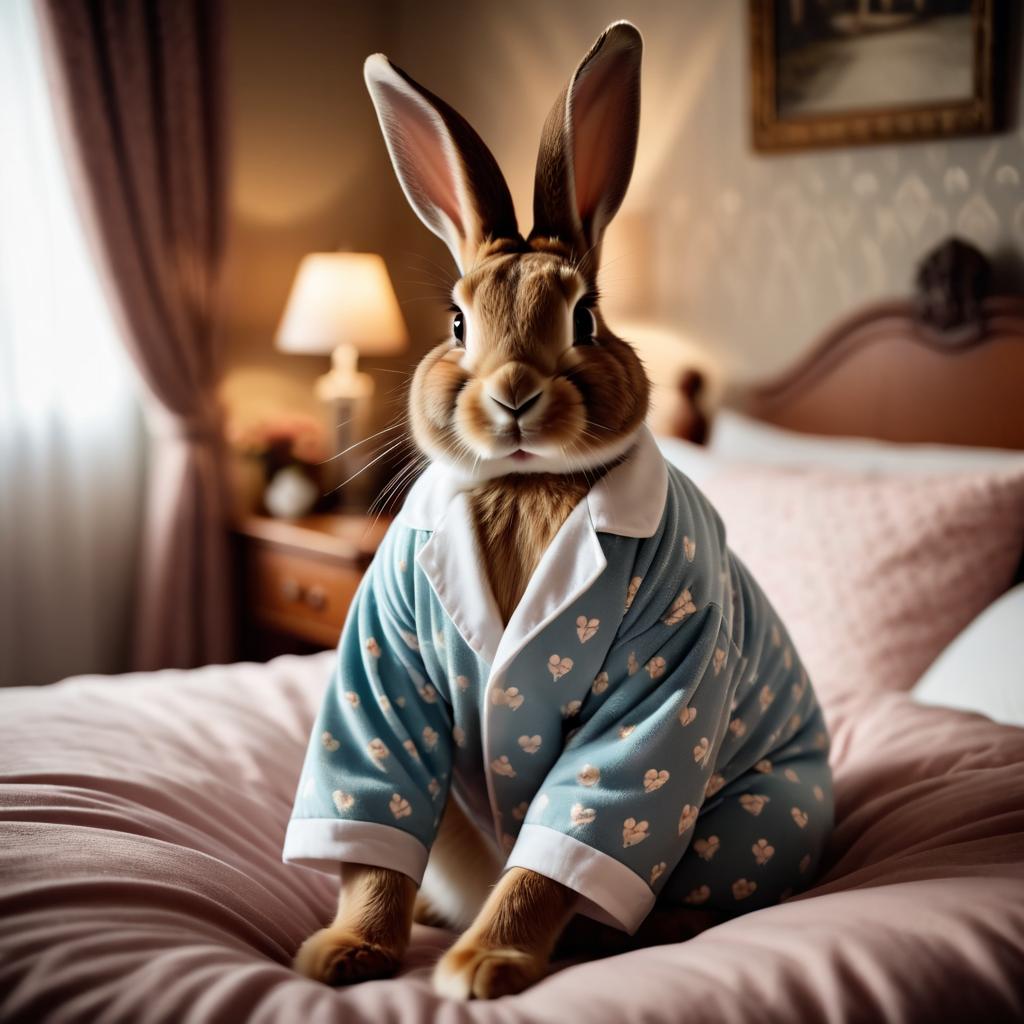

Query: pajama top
[284,427,833,932]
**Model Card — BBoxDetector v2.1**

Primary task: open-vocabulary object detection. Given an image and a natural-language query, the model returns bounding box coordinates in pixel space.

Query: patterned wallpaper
[383,0,1024,383]
[627,3,1024,381]
[225,0,1024,402]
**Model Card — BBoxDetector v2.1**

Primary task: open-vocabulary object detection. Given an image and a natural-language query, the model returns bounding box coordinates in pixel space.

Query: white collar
[397,425,667,539]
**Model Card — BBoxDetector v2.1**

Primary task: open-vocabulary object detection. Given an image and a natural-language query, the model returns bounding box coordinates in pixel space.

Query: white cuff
[283,818,429,884]
[504,823,655,934]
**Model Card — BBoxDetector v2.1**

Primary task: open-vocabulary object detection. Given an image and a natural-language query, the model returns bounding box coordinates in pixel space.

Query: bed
[2,243,1024,1023]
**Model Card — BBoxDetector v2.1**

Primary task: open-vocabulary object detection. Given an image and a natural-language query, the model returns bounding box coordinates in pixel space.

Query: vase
[264,464,319,519]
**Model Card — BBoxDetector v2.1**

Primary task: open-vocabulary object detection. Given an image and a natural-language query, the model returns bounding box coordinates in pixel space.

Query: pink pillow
[702,467,1024,704]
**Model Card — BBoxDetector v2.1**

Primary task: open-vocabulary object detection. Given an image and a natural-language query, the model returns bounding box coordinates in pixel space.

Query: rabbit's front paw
[293,926,400,986]
[433,940,543,999]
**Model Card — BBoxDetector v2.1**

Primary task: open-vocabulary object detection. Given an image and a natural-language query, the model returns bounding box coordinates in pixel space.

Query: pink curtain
[36,0,233,670]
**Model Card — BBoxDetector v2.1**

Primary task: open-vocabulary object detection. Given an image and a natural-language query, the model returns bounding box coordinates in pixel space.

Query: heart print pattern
[548,654,574,680]
[622,818,650,848]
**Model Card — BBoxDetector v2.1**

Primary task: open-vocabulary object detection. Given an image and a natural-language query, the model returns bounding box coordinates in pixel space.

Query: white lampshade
[275,252,408,357]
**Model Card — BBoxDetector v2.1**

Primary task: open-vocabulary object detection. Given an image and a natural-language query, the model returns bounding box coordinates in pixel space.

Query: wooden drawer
[248,543,362,648]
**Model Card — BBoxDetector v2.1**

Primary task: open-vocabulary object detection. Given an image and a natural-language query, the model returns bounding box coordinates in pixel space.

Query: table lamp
[275,252,409,499]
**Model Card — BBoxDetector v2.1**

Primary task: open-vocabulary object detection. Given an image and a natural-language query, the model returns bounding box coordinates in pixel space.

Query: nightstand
[233,514,391,661]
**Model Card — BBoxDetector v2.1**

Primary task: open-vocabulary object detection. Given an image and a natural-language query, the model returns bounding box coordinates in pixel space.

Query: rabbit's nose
[484,363,544,419]
[488,389,543,419]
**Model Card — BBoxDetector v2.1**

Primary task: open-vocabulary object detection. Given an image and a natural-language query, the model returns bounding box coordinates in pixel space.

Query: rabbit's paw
[433,941,543,1000]
[293,927,400,986]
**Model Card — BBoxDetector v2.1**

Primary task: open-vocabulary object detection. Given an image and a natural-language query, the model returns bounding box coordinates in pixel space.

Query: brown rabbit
[295,22,649,999]
[289,18,833,1001]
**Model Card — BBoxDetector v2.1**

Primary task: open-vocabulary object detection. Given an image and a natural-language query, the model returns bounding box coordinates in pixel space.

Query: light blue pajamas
[284,428,833,931]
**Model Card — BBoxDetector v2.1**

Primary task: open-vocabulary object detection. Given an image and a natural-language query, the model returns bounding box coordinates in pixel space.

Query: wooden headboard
[679,240,1024,450]
[736,295,1024,449]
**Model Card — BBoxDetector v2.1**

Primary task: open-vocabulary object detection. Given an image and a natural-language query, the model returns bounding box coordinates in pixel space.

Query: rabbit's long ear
[364,55,519,272]
[531,22,642,266]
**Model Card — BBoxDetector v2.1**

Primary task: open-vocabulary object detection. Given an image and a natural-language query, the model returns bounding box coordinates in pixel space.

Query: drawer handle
[305,585,327,611]
[281,578,304,603]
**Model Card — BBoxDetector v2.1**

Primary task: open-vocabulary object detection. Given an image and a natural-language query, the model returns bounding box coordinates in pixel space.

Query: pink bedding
[2,652,1023,1023]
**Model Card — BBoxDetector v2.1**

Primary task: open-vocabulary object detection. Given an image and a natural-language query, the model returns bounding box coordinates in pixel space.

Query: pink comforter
[1,653,1023,1023]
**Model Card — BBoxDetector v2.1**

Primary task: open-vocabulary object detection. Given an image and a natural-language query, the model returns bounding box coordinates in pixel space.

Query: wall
[220,0,1024,444]
[220,0,396,433]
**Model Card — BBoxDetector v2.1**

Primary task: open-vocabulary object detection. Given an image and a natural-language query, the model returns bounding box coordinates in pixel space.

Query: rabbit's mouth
[408,351,645,480]
[405,259,650,480]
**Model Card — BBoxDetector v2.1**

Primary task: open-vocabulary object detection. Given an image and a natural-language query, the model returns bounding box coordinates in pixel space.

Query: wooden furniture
[673,239,1024,451]
[668,238,1024,584]
[734,293,1024,449]
[234,514,390,660]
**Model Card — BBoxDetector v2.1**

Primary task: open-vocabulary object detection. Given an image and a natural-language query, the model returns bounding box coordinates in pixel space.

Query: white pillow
[709,408,1024,475]
[654,436,719,485]
[913,584,1024,728]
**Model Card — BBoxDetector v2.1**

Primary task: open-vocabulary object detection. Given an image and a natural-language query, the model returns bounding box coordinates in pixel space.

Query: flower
[227,411,328,467]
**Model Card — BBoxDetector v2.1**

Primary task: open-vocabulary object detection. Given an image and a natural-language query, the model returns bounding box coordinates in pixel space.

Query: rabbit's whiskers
[330,435,413,495]
[320,419,406,465]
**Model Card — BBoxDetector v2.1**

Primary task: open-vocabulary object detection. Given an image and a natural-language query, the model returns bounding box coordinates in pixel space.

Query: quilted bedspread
[1,652,1023,1023]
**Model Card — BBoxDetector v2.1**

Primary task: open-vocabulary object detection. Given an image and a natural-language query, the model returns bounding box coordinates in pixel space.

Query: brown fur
[469,472,595,623]
[433,868,577,999]
[410,244,649,473]
[293,864,416,986]
[306,22,651,1001]
[415,794,503,930]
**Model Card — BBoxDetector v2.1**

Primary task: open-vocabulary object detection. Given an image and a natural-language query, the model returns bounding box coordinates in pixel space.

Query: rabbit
[287,20,833,1001]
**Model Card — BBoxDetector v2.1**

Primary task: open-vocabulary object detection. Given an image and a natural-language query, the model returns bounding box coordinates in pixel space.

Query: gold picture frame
[751,0,1001,152]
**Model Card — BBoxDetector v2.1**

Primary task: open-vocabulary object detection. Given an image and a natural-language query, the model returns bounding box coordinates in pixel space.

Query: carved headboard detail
[711,239,1024,450]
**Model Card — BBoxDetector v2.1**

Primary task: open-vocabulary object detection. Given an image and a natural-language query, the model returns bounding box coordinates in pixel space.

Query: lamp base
[318,394,372,509]
[314,342,375,402]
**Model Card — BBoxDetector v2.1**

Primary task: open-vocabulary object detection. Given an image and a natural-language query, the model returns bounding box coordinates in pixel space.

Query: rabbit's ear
[365,54,519,272]
[531,22,642,264]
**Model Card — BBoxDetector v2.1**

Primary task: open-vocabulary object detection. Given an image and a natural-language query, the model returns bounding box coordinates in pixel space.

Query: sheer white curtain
[0,0,144,686]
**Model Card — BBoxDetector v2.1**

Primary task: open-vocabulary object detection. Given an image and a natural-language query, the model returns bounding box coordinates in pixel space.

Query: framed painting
[751,0,1004,151]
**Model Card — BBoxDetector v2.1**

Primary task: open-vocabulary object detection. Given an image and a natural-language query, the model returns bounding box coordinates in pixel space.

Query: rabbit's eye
[572,302,597,346]
[451,307,465,347]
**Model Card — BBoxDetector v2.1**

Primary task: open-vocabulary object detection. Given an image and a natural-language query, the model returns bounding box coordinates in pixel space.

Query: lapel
[412,480,610,680]
[415,492,504,665]
[405,427,667,664]
[491,496,607,681]
[483,505,622,853]
[403,427,669,849]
